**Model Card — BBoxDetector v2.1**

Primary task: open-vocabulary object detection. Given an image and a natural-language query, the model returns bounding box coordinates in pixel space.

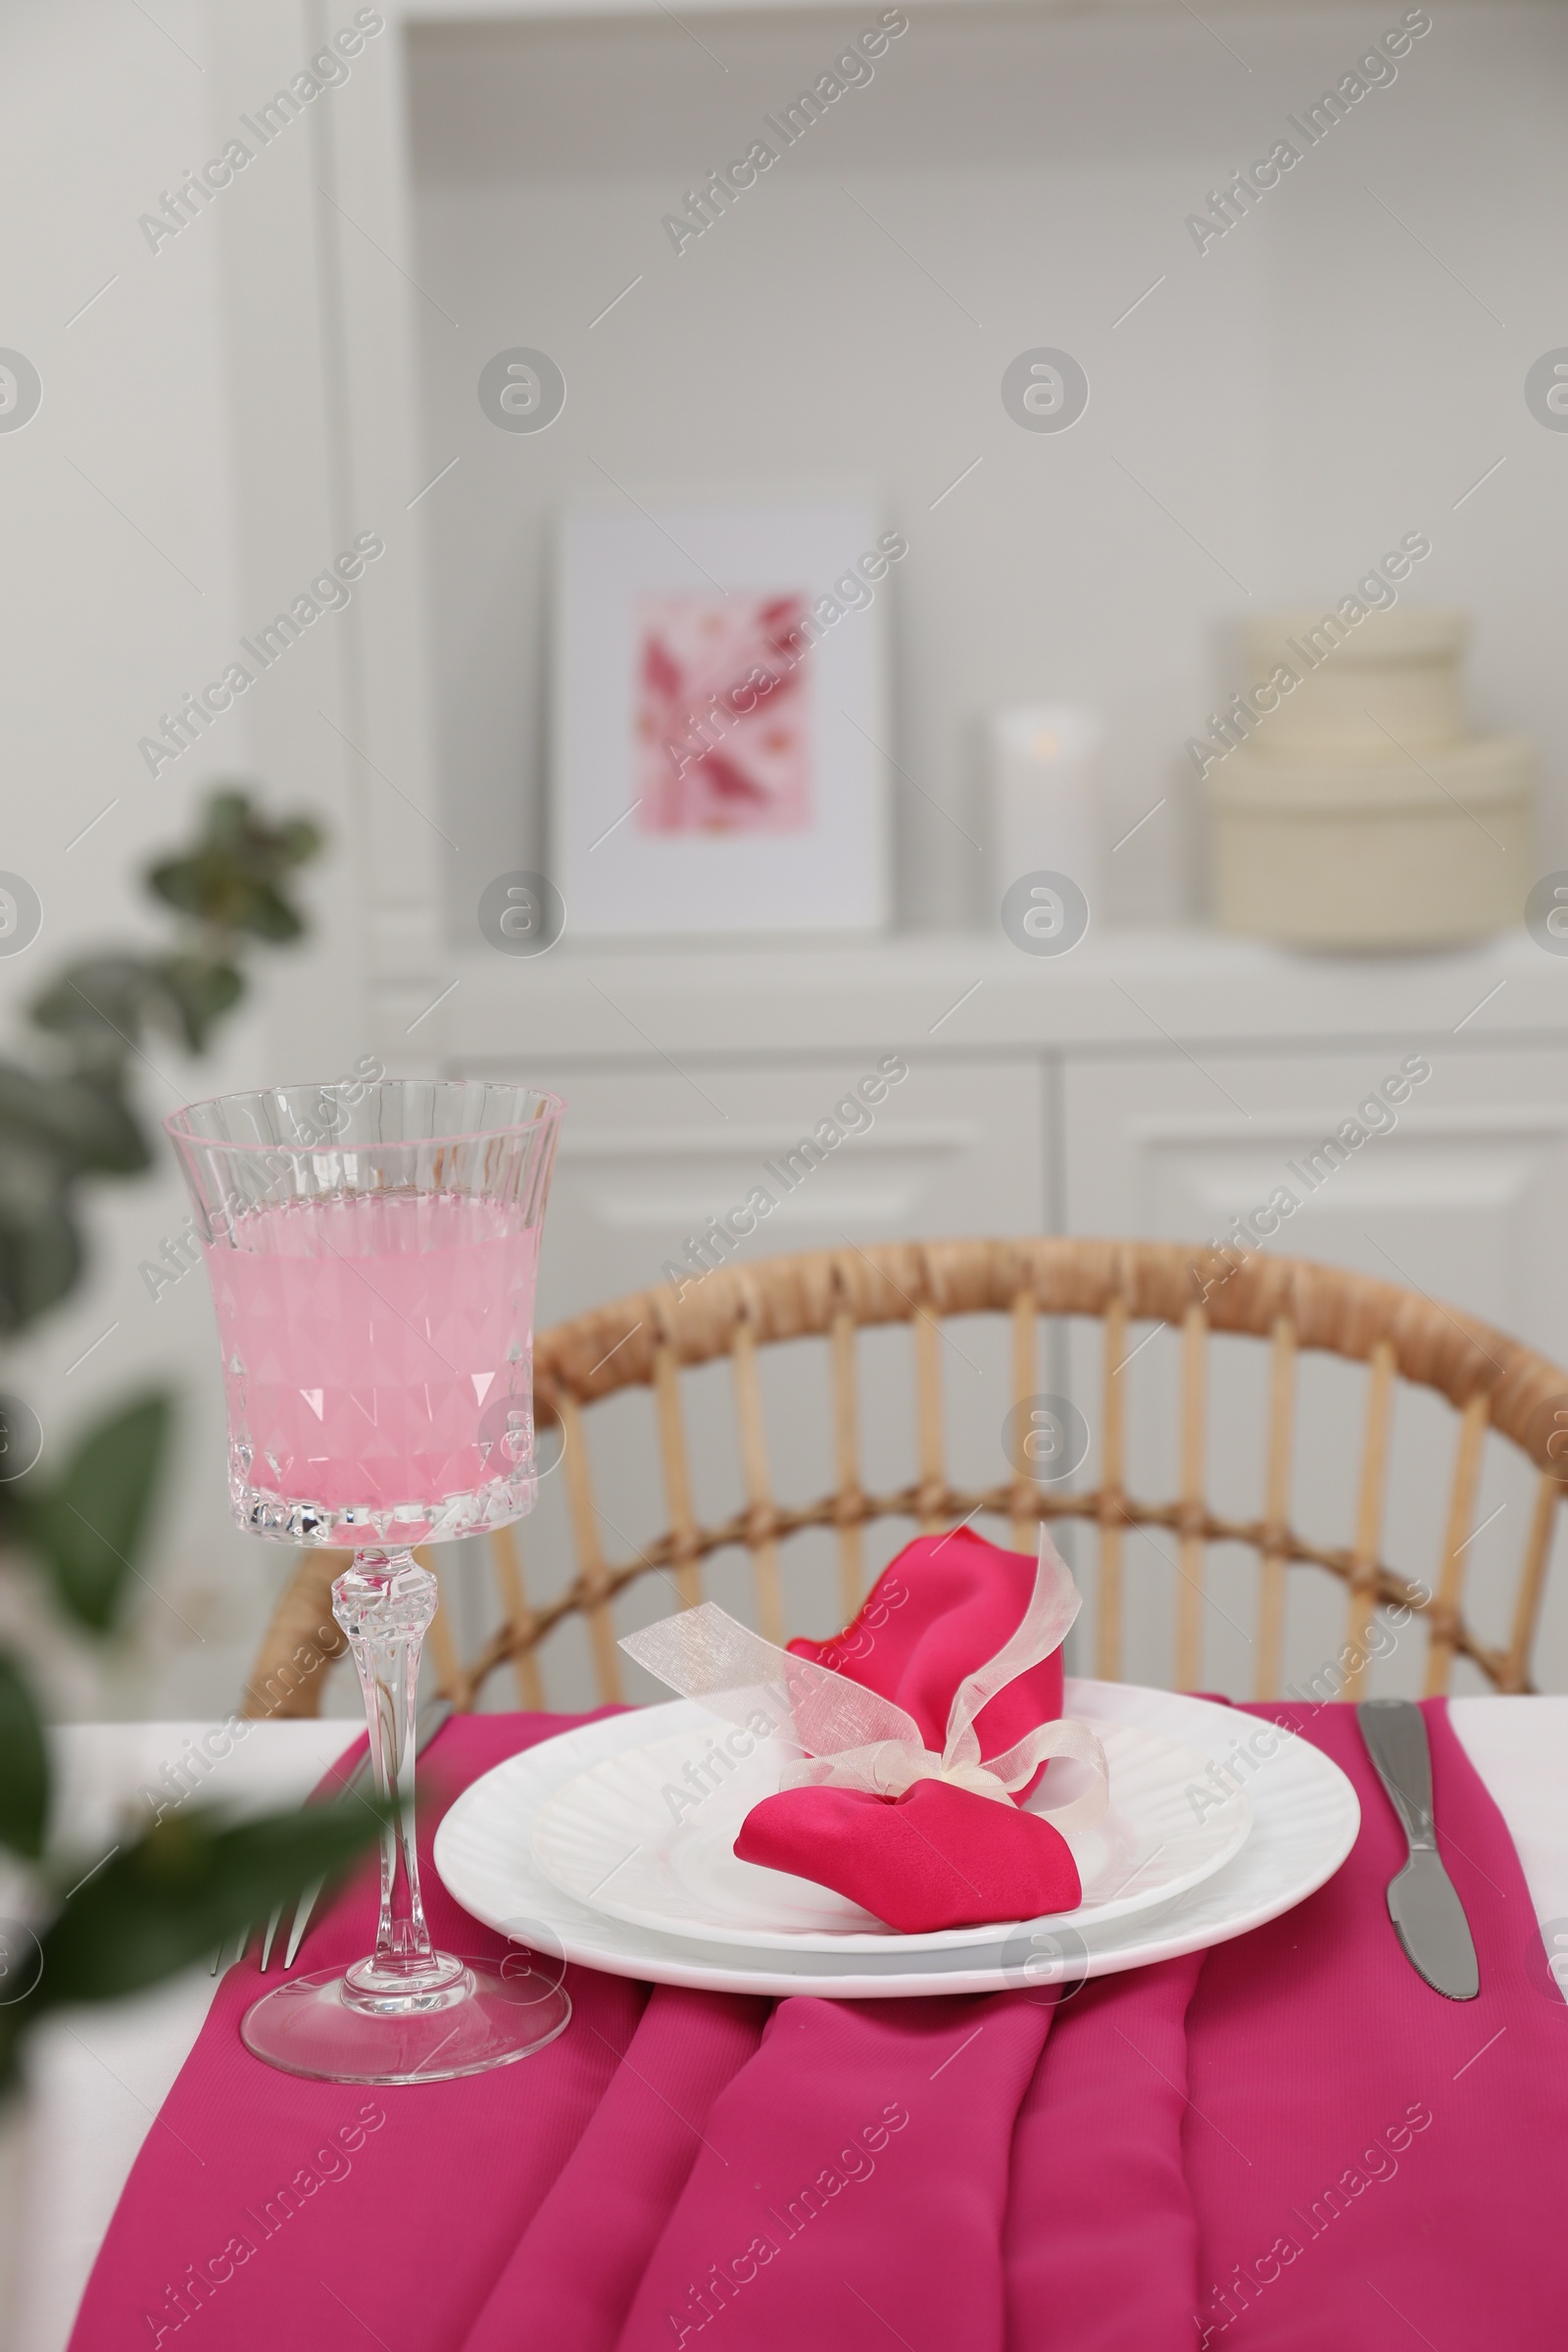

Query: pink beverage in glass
[166,1078,570,2086]
[207,1193,540,1544]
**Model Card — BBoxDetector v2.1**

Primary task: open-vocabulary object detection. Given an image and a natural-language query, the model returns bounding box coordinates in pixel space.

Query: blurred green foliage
[0,788,378,2090]
[0,1740,384,2088]
[1,791,322,1335]
[11,1393,172,1635]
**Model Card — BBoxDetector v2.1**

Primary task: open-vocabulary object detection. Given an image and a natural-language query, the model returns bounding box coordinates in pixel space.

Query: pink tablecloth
[71,1700,1568,2350]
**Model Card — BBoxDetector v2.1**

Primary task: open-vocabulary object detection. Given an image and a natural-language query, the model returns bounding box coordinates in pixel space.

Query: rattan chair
[242,1239,1568,1720]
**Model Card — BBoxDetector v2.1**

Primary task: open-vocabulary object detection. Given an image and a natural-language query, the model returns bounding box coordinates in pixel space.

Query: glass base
[239,1956,570,2084]
[231,1465,538,1549]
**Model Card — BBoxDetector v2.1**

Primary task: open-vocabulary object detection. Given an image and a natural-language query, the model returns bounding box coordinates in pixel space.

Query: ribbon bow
[619,1529,1109,1835]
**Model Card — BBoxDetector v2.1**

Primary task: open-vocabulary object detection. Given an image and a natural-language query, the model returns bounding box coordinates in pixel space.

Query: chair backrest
[243,1239,1568,1720]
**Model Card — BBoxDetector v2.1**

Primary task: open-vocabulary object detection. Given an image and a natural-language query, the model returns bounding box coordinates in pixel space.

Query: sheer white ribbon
[618,1527,1109,1835]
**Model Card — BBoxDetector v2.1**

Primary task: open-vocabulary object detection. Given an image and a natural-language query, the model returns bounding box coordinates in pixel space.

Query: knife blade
[1357,1697,1479,2001]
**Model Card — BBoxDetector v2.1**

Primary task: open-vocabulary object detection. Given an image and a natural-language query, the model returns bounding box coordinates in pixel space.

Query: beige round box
[1207,738,1533,949]
[1240,607,1468,755]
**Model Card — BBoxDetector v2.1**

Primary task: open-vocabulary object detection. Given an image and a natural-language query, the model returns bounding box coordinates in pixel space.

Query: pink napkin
[70,1698,1568,2351]
[738,1530,1082,1931]
[736,1772,1082,1933]
[785,1528,1065,1762]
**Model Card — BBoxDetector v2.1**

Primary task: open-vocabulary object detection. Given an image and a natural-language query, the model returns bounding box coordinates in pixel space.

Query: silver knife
[1357,1698,1479,2001]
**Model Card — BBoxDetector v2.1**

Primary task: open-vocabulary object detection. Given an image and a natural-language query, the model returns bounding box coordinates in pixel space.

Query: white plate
[433,1681,1360,1998]
[528,1718,1250,1951]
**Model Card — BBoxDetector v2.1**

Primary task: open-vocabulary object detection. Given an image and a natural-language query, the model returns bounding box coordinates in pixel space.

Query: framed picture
[553,497,896,936]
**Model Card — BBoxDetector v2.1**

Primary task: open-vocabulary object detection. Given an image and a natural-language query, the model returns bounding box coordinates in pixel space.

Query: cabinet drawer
[1062,1045,1568,1354]
[464,1054,1048,1322]
[1060,1047,1568,1699]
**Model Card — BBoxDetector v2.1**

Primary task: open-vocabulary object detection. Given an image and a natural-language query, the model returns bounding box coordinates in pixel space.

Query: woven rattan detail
[242,1240,1567,1717]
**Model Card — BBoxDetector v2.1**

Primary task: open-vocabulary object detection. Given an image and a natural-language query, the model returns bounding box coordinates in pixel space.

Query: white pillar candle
[988,706,1103,926]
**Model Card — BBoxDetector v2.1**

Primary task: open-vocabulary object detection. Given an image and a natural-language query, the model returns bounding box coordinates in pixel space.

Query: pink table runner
[72,1700,1568,2351]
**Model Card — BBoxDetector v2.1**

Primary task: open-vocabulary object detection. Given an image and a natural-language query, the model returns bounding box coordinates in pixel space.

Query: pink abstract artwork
[634,592,812,834]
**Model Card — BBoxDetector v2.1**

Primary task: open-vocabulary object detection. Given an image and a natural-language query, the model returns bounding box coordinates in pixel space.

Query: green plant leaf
[22,1393,173,1633]
[146,859,301,942]
[34,1796,385,2008]
[55,1078,149,1175]
[28,957,162,1064]
[0,1063,148,1175]
[152,956,245,1052]
[0,1652,49,1859]
[203,789,323,879]
[0,1141,83,1334]
[231,879,303,942]
[145,787,322,943]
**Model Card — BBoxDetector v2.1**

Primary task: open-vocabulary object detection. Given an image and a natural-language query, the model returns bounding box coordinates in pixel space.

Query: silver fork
[213,1699,453,1975]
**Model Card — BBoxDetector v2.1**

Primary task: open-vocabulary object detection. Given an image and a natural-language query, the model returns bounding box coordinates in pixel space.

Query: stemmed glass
[166,1078,569,2083]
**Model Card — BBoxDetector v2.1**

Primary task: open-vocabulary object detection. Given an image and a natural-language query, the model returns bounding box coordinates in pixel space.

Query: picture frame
[552,496,896,936]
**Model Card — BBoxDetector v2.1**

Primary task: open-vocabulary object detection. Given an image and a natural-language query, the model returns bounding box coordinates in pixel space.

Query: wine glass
[166,1077,569,2083]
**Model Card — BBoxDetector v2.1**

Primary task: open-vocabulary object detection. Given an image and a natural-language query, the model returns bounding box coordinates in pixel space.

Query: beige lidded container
[1206,607,1533,949]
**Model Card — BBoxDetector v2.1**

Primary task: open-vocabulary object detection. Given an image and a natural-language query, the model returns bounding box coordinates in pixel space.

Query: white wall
[407,0,1568,934]
[0,0,377,1718]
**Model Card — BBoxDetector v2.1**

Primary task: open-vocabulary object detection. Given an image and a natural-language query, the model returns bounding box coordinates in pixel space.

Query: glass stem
[333,1549,457,1998]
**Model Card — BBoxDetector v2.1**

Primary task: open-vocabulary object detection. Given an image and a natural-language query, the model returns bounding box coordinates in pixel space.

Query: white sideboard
[406,931,1568,1365]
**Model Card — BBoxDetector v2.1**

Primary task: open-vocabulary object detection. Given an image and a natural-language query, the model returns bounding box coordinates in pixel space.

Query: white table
[6,1703,1567,2352]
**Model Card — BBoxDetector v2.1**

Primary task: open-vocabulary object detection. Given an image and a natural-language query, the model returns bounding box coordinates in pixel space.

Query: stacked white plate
[433,1679,1360,1998]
